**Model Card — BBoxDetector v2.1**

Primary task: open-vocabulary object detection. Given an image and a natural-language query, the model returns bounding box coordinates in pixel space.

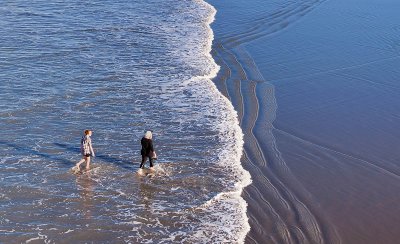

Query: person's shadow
[0,140,71,166]
[54,142,136,170]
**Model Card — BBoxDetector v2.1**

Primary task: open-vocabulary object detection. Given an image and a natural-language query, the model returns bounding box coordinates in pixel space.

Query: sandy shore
[209,0,400,243]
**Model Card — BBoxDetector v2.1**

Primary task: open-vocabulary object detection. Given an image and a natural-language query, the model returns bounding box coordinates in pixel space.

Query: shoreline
[196,0,252,242]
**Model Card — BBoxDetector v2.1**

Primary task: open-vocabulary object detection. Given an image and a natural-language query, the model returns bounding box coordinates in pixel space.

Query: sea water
[0,0,251,242]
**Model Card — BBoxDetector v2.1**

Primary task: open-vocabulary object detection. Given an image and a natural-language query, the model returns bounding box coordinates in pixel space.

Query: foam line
[193,0,252,242]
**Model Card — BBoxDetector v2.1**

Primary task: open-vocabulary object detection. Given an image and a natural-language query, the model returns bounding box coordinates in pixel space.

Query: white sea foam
[64,229,74,234]
[186,0,252,242]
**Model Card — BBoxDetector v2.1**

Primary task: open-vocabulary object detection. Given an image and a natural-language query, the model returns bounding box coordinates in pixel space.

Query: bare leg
[85,156,91,170]
[76,158,86,169]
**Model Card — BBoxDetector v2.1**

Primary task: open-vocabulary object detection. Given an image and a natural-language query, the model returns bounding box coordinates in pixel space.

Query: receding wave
[0,0,251,242]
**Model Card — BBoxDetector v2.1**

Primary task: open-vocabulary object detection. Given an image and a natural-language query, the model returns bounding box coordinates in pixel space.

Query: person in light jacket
[139,131,156,170]
[75,129,95,170]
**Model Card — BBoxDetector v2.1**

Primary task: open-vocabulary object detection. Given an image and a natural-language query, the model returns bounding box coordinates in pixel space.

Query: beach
[1,0,400,242]
[208,0,400,243]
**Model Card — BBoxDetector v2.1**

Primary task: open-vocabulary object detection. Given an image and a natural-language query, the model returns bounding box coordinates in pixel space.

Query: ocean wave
[0,0,251,242]
[185,0,252,242]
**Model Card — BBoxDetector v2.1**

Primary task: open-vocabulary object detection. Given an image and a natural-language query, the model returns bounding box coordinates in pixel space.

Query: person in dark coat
[139,131,156,170]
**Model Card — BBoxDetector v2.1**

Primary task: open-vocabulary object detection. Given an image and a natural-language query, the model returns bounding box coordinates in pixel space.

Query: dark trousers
[140,155,154,168]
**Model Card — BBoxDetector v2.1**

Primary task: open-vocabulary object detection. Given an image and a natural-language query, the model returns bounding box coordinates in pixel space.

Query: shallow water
[0,0,250,242]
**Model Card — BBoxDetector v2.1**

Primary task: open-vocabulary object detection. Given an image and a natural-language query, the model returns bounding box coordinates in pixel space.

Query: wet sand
[208,0,400,243]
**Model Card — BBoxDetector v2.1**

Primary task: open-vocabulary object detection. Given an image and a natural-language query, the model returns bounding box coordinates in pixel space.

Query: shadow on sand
[0,140,138,170]
[54,142,136,170]
[0,140,72,166]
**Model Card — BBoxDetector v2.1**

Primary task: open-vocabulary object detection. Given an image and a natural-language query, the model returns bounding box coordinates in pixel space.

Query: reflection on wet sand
[131,180,158,241]
[138,181,156,214]
[76,173,94,220]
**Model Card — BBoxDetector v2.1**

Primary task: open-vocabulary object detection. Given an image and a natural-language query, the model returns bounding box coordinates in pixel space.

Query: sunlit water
[0,0,250,242]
